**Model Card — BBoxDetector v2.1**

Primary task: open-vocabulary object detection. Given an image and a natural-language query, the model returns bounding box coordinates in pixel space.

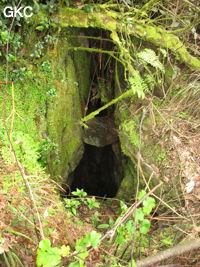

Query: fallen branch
[81,89,133,122]
[136,238,200,267]
[100,182,162,242]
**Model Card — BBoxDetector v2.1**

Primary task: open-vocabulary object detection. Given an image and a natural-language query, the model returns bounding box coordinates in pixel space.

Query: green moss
[29,7,200,70]
[133,23,200,70]
[88,13,117,31]
[0,70,47,135]
[46,31,90,181]
[0,28,90,183]
[58,8,89,28]
[58,8,117,31]
[120,119,140,148]
[71,31,90,101]
[0,67,49,173]
[117,162,135,200]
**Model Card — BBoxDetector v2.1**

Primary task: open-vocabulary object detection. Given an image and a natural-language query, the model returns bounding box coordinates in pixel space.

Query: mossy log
[49,8,200,71]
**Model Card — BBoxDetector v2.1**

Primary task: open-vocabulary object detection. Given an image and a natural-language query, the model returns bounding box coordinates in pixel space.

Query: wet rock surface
[83,116,118,147]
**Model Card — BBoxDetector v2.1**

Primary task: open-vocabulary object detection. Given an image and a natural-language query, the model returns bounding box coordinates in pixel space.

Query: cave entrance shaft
[69,29,123,197]
[70,142,123,197]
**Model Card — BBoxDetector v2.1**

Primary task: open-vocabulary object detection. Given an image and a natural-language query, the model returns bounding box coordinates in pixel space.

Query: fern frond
[137,48,165,72]
[129,71,148,99]
[143,73,155,90]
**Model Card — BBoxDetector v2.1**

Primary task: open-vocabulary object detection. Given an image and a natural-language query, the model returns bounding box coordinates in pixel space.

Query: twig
[67,46,123,65]
[4,124,45,240]
[3,83,45,240]
[182,0,200,12]
[141,0,159,12]
[81,89,133,122]
[100,183,162,242]
[131,107,148,261]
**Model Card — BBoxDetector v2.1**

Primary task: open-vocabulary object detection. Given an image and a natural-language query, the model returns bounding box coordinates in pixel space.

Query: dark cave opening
[69,29,122,198]
[70,143,122,197]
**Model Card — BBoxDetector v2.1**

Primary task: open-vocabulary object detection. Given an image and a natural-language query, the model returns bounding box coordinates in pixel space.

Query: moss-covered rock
[0,28,90,184]
[46,30,90,182]
[116,161,135,200]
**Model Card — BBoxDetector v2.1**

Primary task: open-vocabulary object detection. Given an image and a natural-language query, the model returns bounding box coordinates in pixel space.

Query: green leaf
[72,188,87,198]
[36,26,45,31]
[76,251,88,260]
[142,197,156,215]
[159,48,167,58]
[1,31,9,42]
[86,197,100,209]
[137,190,146,200]
[76,231,101,251]
[76,238,86,252]
[161,236,173,245]
[85,231,101,248]
[5,228,33,242]
[36,250,61,267]
[134,208,144,222]
[129,71,148,99]
[119,200,127,212]
[109,217,114,226]
[125,220,134,235]
[139,219,151,234]
[115,230,125,244]
[50,247,61,254]
[137,48,165,72]
[36,239,61,267]
[128,260,137,267]
[97,224,109,229]
[8,54,17,62]
[39,239,51,250]
[72,207,77,215]
[60,245,70,257]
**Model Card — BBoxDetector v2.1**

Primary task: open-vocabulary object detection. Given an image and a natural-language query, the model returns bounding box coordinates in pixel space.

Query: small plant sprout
[86,197,100,210]
[72,188,87,199]
[64,199,80,216]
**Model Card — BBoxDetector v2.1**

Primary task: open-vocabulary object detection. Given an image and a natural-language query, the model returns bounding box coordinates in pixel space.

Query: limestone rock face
[46,30,90,182]
[83,117,118,147]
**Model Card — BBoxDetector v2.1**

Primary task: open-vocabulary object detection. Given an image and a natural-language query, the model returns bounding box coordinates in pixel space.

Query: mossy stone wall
[46,30,90,182]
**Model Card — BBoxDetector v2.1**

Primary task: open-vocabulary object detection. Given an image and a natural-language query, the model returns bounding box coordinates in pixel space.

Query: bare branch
[100,182,162,242]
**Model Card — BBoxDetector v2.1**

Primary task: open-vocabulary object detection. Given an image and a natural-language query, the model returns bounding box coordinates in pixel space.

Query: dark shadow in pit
[70,143,122,197]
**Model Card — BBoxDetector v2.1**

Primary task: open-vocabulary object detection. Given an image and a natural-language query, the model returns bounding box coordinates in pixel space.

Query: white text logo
[3,6,33,18]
